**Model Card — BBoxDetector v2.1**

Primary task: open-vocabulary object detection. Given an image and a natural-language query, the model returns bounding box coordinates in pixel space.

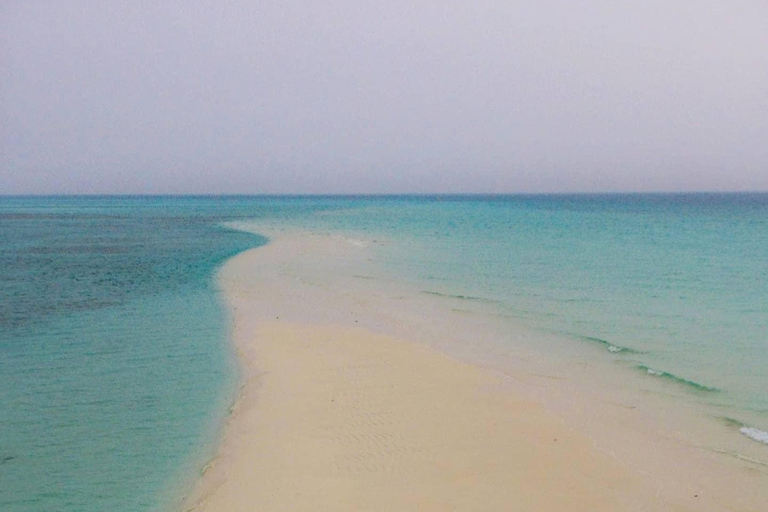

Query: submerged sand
[185,231,766,512]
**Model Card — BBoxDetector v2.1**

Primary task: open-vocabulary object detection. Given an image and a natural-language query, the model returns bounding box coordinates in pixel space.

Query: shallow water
[0,197,269,511]
[2,194,766,511]
[244,194,768,442]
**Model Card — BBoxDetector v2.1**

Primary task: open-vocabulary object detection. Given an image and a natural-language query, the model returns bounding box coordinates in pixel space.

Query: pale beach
[185,230,767,512]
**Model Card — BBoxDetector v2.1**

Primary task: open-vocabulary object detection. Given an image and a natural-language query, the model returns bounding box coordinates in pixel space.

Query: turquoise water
[249,194,768,437]
[0,197,272,511]
[2,194,767,510]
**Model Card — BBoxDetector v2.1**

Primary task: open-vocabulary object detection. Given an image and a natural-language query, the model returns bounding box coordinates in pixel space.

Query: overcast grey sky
[2,1,767,194]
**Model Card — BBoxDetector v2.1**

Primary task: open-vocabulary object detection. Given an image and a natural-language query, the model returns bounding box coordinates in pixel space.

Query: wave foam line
[421,290,501,304]
[740,426,768,445]
[635,365,719,393]
[718,417,768,446]
[578,335,641,354]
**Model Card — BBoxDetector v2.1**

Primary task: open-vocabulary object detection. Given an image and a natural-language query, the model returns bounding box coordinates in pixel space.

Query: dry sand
[185,231,766,512]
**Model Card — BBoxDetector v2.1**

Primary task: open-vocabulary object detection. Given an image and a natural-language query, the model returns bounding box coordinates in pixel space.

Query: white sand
[185,231,767,511]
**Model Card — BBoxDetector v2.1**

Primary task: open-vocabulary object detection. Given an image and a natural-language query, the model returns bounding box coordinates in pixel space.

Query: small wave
[718,418,768,447]
[421,290,501,304]
[740,427,768,445]
[578,335,640,354]
[718,416,745,428]
[635,365,719,393]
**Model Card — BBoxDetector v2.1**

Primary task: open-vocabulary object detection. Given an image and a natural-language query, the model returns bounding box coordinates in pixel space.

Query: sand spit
[185,231,765,511]
[190,321,641,511]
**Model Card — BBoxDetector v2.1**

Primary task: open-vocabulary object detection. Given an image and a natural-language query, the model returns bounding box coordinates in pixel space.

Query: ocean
[1,194,766,510]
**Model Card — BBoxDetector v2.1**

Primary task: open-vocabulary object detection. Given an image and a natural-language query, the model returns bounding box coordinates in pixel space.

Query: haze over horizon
[2,1,767,195]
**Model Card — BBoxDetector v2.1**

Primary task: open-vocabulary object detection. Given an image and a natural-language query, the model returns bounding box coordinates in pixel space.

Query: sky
[1,1,767,194]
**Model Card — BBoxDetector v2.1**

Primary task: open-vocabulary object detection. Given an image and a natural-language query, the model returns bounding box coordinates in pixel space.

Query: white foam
[607,345,622,353]
[646,368,664,376]
[740,426,768,444]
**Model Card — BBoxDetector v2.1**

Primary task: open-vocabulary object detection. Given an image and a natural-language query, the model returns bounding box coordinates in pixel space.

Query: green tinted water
[2,194,766,511]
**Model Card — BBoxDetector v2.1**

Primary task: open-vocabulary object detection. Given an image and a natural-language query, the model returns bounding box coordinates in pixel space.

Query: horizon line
[1,190,768,198]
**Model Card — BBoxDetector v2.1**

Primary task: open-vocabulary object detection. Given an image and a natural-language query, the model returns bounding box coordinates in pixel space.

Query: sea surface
[1,194,767,510]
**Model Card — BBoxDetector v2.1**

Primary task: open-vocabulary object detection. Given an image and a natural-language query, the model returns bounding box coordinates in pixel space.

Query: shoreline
[185,229,767,511]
